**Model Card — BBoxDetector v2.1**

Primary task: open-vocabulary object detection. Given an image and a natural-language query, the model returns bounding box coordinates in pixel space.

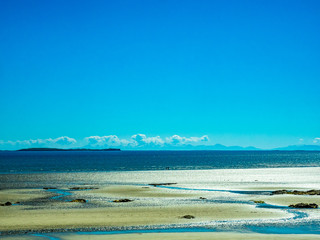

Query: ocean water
[0,150,320,174]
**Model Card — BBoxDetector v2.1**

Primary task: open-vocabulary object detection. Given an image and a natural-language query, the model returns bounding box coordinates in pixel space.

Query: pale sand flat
[59,232,320,240]
[1,167,320,236]
[0,203,287,231]
[2,232,320,240]
[235,191,320,206]
[87,185,197,198]
[0,189,50,202]
[262,195,320,206]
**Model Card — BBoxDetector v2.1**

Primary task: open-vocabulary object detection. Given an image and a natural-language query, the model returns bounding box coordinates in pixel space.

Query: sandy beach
[3,232,320,240]
[0,196,286,231]
[1,167,320,239]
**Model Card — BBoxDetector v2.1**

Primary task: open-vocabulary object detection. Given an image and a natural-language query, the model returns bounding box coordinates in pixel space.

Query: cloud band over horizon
[0,134,210,150]
[1,135,320,150]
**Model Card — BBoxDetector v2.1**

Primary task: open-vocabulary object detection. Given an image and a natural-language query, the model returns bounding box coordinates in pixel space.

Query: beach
[3,232,320,240]
[1,167,320,239]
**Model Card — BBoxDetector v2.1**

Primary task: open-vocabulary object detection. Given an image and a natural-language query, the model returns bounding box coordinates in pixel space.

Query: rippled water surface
[1,151,320,173]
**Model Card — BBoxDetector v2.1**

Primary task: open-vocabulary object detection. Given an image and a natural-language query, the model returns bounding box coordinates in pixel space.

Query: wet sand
[0,186,287,231]
[1,167,320,238]
[53,232,320,240]
[2,232,320,240]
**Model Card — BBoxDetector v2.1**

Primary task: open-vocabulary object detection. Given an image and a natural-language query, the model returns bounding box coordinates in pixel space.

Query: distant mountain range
[153,144,260,151]
[195,144,320,151]
[130,144,320,151]
[159,144,320,151]
[273,145,320,151]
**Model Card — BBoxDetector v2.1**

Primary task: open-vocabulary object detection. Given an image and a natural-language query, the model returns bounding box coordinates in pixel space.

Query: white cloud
[52,136,77,145]
[0,136,77,149]
[313,138,320,144]
[84,134,208,148]
[84,135,130,147]
[131,134,164,146]
[165,135,209,145]
[0,134,210,150]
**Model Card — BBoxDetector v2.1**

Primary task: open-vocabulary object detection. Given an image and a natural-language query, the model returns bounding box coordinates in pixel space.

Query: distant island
[17,148,121,151]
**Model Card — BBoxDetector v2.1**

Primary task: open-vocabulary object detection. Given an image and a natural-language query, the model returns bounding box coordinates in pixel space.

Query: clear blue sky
[0,0,319,149]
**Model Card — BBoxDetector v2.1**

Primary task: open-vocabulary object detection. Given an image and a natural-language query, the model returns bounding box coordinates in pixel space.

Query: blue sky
[0,0,320,150]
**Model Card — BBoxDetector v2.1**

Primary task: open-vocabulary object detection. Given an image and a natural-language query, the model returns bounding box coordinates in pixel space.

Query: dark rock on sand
[306,190,320,195]
[272,189,320,195]
[0,202,12,206]
[181,215,195,219]
[113,199,133,203]
[70,199,87,203]
[69,187,99,190]
[272,190,288,195]
[199,197,207,200]
[149,183,177,187]
[289,203,318,208]
[290,190,320,195]
[253,200,265,204]
[43,187,57,190]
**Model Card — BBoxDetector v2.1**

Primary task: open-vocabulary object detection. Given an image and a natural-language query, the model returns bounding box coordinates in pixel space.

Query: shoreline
[1,167,320,238]
[3,231,320,240]
[1,165,320,174]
